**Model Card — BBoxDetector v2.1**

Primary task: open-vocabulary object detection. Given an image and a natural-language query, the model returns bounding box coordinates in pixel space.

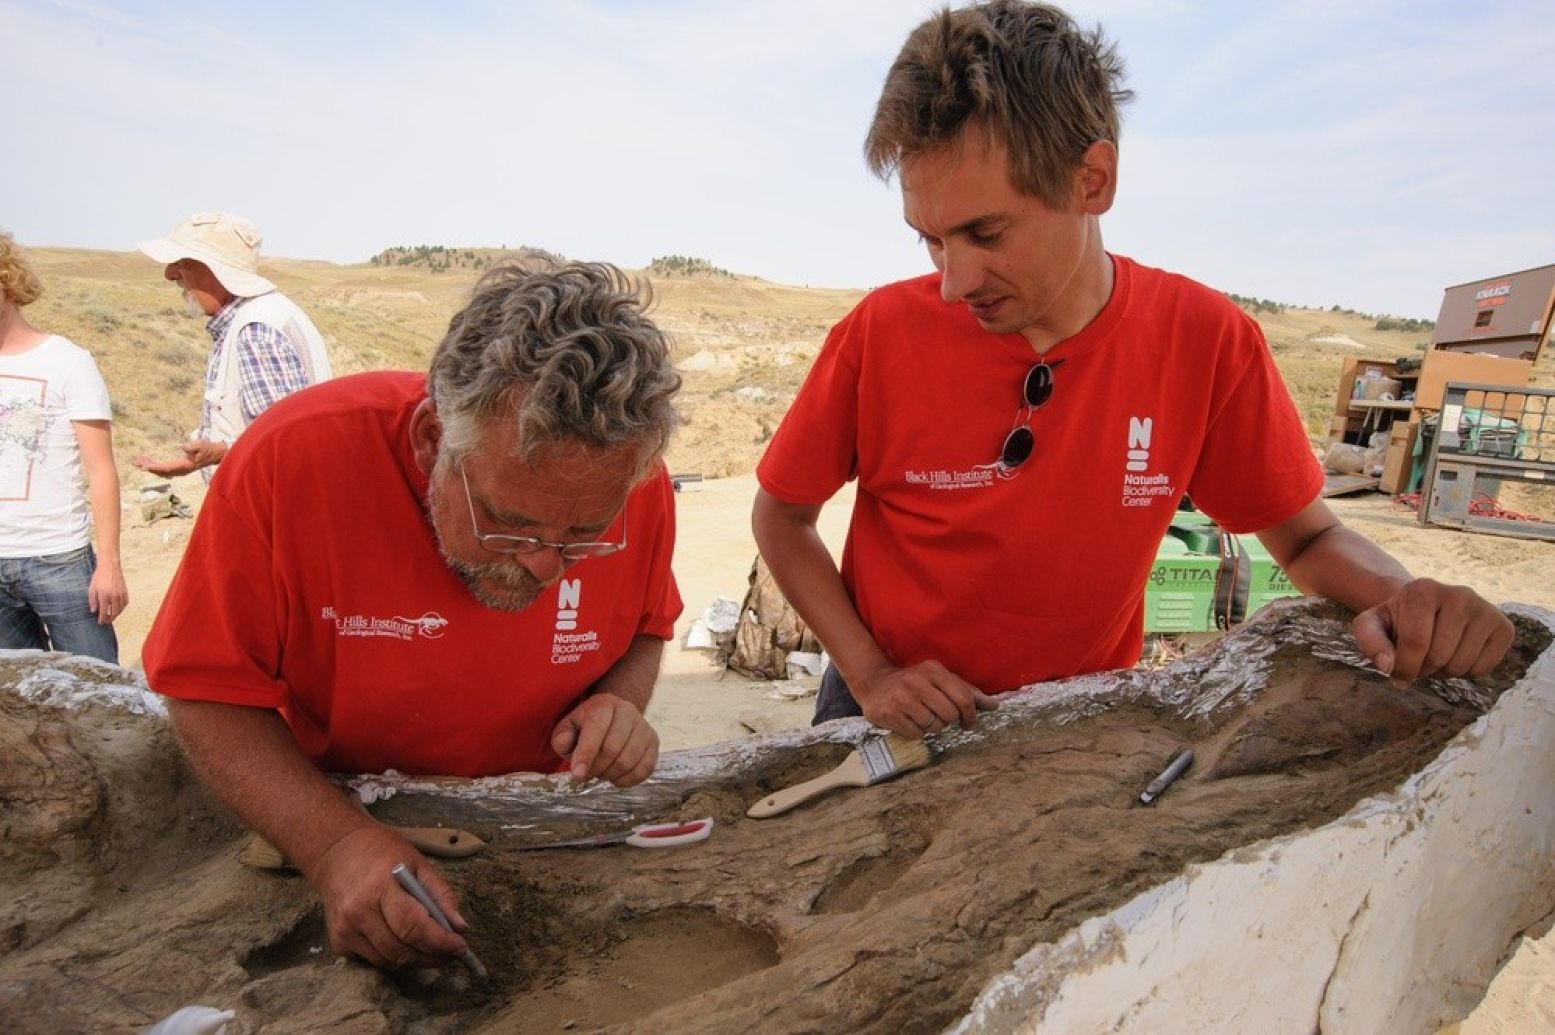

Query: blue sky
[5,0,1552,318]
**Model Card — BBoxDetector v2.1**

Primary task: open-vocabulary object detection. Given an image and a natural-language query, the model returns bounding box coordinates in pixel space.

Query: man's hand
[551,693,659,786]
[304,824,470,970]
[1351,578,1514,689]
[181,438,227,468]
[134,453,199,477]
[134,439,227,477]
[88,560,128,625]
[852,660,1000,740]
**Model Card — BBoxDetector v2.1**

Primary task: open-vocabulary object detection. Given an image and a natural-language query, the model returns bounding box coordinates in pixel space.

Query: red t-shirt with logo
[757,255,1322,692]
[143,372,683,778]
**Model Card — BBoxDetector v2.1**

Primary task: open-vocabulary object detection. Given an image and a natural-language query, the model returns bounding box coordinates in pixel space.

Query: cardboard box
[1413,351,1532,409]
[1380,421,1420,495]
[1328,412,1365,444]
[1335,359,1390,415]
[1358,375,1403,401]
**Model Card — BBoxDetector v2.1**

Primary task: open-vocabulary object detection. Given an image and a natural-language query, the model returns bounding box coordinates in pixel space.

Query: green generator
[1143,533,1219,633]
[1144,516,1300,633]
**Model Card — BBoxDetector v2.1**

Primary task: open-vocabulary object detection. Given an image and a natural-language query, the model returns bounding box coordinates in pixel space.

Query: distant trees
[369,245,483,273]
[1328,303,1436,333]
[1224,294,1436,333]
[364,246,732,278]
[1226,292,1286,315]
[1373,315,1435,333]
[649,255,734,279]
[366,245,564,273]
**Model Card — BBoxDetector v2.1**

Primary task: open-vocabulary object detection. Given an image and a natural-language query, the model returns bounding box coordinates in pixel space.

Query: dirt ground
[2,606,1548,1034]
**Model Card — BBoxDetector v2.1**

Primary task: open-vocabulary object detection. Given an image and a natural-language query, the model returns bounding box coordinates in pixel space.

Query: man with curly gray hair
[144,261,684,972]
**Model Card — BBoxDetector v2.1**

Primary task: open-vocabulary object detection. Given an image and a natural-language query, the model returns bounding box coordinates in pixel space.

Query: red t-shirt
[143,372,683,778]
[757,255,1322,692]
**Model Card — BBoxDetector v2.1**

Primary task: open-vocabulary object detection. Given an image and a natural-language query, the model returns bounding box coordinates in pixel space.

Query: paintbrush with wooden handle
[747,733,933,818]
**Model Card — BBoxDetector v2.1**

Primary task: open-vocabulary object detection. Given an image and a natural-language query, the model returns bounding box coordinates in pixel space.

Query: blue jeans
[0,544,119,664]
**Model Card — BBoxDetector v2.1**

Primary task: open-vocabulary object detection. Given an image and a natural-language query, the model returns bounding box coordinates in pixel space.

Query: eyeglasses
[993,359,1064,475]
[459,462,628,560]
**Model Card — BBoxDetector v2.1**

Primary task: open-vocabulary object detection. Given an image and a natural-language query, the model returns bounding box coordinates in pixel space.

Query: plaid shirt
[201,297,313,435]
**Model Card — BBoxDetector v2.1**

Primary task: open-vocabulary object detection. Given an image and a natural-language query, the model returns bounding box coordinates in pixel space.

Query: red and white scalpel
[518,817,714,850]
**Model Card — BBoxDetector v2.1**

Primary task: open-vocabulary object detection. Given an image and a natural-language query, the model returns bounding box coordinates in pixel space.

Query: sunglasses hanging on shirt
[988,359,1064,477]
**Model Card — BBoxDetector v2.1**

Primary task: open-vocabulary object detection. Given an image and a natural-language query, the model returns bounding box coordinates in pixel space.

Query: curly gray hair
[428,261,681,474]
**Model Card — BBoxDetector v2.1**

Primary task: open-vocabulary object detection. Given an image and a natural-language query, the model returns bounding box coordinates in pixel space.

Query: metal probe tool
[390,862,489,979]
[1138,748,1194,806]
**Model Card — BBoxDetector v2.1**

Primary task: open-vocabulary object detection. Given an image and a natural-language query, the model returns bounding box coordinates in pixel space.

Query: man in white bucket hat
[135,212,333,480]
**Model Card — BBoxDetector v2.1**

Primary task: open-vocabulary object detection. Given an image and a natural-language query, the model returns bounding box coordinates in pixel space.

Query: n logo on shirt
[556,579,581,631]
[1126,416,1153,472]
[550,578,600,665]
[1120,415,1174,508]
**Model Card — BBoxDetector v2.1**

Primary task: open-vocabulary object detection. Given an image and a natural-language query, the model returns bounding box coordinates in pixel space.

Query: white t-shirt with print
[0,335,113,557]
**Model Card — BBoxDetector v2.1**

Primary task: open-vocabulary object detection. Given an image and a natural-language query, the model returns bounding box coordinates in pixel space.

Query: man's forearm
[74,421,122,565]
[751,490,893,688]
[87,475,122,567]
[166,698,374,873]
[588,634,664,712]
[1261,521,1412,613]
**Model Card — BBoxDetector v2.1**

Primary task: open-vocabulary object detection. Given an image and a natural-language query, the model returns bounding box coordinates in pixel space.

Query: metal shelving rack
[1418,381,1555,541]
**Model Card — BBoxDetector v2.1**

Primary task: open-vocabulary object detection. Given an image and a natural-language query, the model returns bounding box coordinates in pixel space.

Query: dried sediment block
[0,600,1550,1034]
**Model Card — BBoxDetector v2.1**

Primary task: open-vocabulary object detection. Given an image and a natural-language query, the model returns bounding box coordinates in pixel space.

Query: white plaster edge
[952,603,1555,1035]
[0,648,165,716]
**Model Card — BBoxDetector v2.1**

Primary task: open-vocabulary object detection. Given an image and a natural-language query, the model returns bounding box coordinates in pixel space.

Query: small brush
[241,826,486,871]
[747,733,934,818]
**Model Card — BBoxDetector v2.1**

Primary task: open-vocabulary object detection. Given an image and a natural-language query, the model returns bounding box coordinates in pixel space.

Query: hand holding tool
[390,862,488,979]
[516,817,714,850]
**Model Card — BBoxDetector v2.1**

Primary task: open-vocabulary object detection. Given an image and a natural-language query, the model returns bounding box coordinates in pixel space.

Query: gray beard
[425,471,545,612]
[444,554,545,612]
[181,289,205,318]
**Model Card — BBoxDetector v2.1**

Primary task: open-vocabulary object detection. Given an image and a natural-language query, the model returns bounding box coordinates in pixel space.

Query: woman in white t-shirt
[0,232,127,663]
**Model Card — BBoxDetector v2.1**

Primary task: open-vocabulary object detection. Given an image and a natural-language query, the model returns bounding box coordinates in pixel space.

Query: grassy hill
[22,246,1553,484]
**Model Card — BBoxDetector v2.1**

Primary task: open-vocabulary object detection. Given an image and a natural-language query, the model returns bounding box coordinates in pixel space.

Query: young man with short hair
[754,0,1512,739]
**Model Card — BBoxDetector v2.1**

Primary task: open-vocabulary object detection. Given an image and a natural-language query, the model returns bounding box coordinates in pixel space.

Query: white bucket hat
[137,212,276,297]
